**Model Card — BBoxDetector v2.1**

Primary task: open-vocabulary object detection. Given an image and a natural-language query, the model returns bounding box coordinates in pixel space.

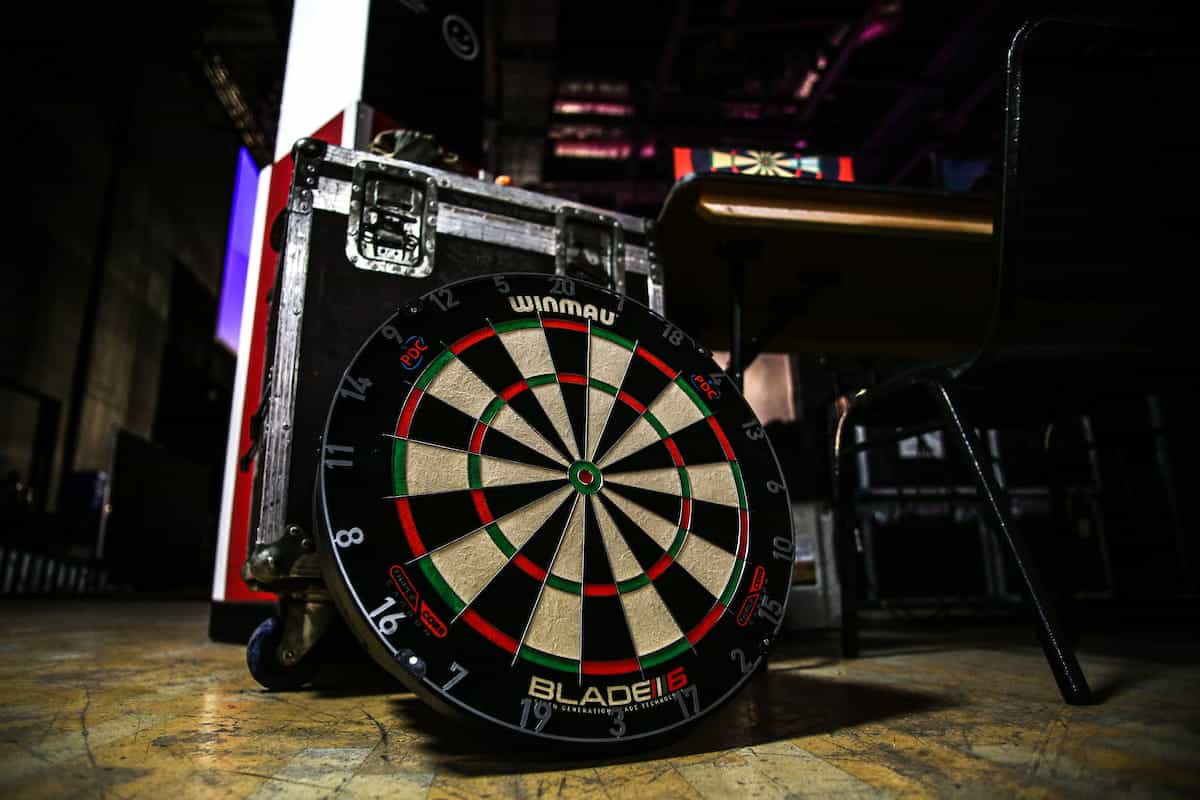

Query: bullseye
[568,460,603,495]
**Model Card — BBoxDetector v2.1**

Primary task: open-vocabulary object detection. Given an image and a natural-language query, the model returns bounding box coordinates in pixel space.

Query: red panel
[583,583,619,597]
[635,346,674,377]
[646,554,673,580]
[838,156,855,182]
[394,498,424,558]
[224,113,344,602]
[450,327,495,354]
[468,422,487,455]
[542,319,588,332]
[679,497,692,530]
[512,554,547,581]
[557,373,587,385]
[395,388,423,438]
[686,604,725,644]
[663,438,684,467]
[707,417,736,461]
[582,658,640,676]
[499,380,528,401]
[673,147,694,180]
[472,489,494,524]
[616,391,646,414]
[462,609,518,653]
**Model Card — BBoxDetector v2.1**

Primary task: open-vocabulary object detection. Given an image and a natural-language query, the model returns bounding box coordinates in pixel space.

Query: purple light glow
[553,100,634,117]
[857,21,891,44]
[215,147,259,353]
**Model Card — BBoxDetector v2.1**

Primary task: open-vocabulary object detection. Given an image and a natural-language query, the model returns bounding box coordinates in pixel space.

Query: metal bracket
[555,206,626,295]
[346,161,439,277]
[242,524,321,592]
[277,595,334,667]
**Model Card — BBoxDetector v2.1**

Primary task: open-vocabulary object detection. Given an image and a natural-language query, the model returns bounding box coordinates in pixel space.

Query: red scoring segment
[635,346,675,377]
[542,319,587,332]
[450,327,496,354]
[395,388,424,438]
[708,416,736,461]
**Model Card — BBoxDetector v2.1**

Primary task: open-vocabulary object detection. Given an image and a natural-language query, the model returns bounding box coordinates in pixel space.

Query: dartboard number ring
[319,273,792,743]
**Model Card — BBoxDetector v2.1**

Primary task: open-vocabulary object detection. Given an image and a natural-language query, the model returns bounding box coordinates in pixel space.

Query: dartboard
[319,273,792,743]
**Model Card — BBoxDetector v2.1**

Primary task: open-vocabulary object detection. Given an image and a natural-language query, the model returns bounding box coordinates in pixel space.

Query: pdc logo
[399,336,429,370]
[690,372,721,401]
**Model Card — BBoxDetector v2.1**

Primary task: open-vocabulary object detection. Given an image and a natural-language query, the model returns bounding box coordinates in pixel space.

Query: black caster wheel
[246,616,320,691]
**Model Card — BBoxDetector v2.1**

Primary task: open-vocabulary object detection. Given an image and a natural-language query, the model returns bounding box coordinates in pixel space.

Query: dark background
[1,1,1195,615]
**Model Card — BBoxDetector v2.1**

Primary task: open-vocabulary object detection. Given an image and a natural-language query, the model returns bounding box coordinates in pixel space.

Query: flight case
[241,138,664,682]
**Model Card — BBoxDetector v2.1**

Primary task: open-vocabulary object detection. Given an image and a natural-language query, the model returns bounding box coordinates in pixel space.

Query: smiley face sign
[442,14,479,61]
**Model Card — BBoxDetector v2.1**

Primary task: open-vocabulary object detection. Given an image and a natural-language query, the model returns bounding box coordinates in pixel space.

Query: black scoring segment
[591,353,673,464]
[519,493,578,573]
[558,382,588,457]
[478,426,567,472]
[669,418,730,465]
[542,322,589,456]
[542,320,588,375]
[602,438,675,474]
[590,397,641,466]
[454,336,575,462]
[618,354,675,409]
[465,553,544,642]
[605,483,682,521]
[479,481,569,522]
[403,490,491,552]
[582,499,617,586]
[580,593,638,665]
[504,391,576,464]
[596,493,669,573]
[687,499,742,555]
[648,560,717,634]
[453,333,525,394]
[406,392,477,451]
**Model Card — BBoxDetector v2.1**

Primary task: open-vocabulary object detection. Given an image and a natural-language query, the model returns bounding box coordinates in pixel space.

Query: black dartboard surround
[318,273,792,744]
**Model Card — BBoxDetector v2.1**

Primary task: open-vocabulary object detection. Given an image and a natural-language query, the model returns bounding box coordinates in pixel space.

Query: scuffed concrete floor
[1,601,1197,798]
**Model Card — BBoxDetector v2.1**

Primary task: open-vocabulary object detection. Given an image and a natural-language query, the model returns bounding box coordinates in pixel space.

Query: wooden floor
[1,601,1197,798]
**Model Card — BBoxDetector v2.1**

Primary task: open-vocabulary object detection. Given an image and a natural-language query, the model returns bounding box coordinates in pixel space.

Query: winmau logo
[527,667,688,707]
[509,295,616,325]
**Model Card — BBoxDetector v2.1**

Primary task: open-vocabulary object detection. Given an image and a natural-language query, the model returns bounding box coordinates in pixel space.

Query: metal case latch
[346,161,438,277]
[555,207,626,295]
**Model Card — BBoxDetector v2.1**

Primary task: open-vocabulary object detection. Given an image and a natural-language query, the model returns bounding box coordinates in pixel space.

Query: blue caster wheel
[246,616,320,691]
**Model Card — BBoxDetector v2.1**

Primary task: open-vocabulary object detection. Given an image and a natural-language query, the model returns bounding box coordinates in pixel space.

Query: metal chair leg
[926,381,1093,705]
[830,395,860,659]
